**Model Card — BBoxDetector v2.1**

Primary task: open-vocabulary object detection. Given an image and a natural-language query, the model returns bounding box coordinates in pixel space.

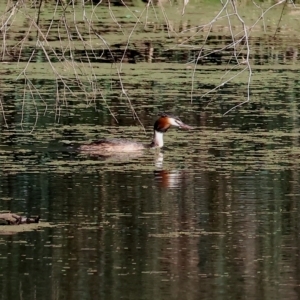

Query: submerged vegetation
[0,0,298,129]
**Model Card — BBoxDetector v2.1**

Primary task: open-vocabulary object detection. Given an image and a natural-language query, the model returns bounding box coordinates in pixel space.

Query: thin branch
[223,0,252,115]
[190,24,213,103]
[273,0,287,38]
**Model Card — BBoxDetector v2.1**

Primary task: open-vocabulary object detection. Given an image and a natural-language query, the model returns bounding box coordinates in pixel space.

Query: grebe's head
[154,113,193,133]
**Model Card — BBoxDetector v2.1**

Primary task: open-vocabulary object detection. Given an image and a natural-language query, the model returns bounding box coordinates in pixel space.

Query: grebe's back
[79,138,146,153]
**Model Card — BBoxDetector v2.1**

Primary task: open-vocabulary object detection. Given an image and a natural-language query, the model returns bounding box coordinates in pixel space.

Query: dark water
[1,2,300,300]
[1,84,300,299]
[2,167,300,300]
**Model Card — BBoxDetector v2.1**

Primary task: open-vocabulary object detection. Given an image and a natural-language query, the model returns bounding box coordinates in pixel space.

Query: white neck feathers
[152,130,164,148]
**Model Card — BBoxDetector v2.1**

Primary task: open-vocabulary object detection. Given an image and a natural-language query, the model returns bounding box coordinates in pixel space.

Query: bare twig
[190,24,213,103]
[273,0,287,38]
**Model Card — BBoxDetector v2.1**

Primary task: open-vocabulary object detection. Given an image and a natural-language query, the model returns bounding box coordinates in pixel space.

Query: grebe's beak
[167,116,194,130]
[175,119,194,130]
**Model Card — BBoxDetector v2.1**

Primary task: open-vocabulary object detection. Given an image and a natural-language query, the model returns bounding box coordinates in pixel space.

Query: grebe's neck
[150,130,164,148]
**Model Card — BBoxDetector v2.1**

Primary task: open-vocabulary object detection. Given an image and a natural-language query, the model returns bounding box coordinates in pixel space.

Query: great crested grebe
[79,113,193,154]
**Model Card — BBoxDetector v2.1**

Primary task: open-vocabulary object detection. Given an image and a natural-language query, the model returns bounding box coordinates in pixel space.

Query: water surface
[0,1,300,300]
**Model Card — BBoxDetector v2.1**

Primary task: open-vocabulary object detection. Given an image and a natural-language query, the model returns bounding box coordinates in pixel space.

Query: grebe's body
[79,113,192,155]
